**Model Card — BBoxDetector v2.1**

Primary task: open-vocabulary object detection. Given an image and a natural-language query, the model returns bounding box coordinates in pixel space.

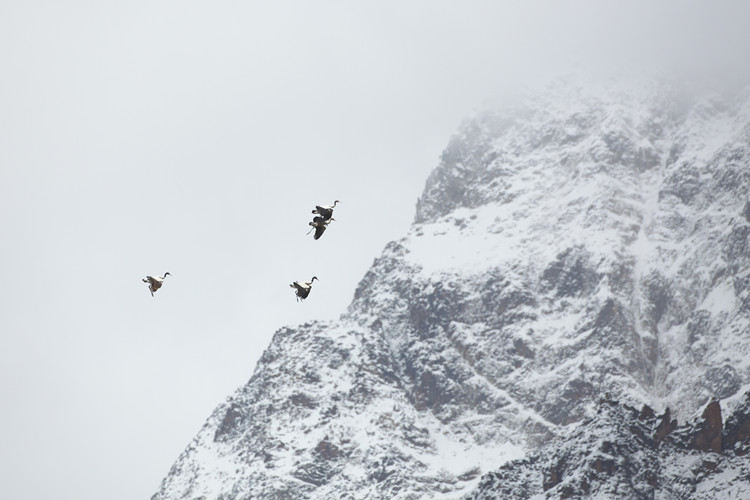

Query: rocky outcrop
[467,393,750,499]
[724,391,750,456]
[693,399,722,453]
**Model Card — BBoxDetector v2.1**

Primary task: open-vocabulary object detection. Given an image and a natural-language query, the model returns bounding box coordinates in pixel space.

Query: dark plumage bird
[142,272,171,297]
[290,276,318,302]
[308,216,335,240]
[312,200,339,221]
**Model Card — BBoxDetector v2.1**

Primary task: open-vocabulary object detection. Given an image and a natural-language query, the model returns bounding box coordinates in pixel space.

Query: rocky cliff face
[466,393,750,499]
[152,79,750,500]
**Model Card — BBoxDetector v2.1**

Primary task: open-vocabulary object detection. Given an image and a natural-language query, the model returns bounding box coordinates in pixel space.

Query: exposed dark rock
[639,405,655,420]
[693,399,722,453]
[702,365,742,400]
[214,403,245,443]
[543,379,596,425]
[724,392,750,455]
[723,225,750,263]
[543,459,565,491]
[660,165,702,205]
[290,392,318,409]
[654,408,677,444]
[292,462,337,487]
[511,338,535,359]
[643,271,672,330]
[540,247,601,298]
[590,457,616,475]
[313,438,344,460]
[457,467,481,481]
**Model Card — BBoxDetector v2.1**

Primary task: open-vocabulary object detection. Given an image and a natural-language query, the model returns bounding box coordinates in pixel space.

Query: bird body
[308,216,335,240]
[312,200,339,221]
[143,272,171,297]
[290,276,318,301]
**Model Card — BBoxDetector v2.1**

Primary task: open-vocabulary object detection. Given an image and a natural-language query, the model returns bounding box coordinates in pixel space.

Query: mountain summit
[153,79,750,499]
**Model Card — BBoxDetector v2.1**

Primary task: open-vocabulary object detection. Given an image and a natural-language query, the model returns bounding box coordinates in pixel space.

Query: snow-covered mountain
[152,79,750,500]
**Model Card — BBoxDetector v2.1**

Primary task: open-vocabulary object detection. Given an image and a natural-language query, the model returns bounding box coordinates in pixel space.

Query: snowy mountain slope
[152,79,750,500]
[154,319,525,500]
[389,79,750,421]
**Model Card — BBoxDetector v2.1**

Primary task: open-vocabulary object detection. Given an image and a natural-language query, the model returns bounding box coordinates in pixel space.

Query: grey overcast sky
[1,2,748,499]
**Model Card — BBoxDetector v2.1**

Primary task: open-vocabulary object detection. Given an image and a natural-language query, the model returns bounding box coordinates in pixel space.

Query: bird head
[164,272,171,277]
[311,276,319,282]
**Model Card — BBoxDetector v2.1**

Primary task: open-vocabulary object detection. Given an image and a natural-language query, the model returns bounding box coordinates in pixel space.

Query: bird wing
[290,282,311,299]
[314,225,326,240]
[314,206,333,220]
[145,276,163,291]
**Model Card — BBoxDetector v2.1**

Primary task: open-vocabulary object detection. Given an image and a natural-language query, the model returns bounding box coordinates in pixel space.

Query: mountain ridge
[153,78,750,499]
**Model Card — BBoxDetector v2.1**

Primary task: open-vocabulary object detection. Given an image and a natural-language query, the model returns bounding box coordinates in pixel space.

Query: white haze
[0,1,748,500]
